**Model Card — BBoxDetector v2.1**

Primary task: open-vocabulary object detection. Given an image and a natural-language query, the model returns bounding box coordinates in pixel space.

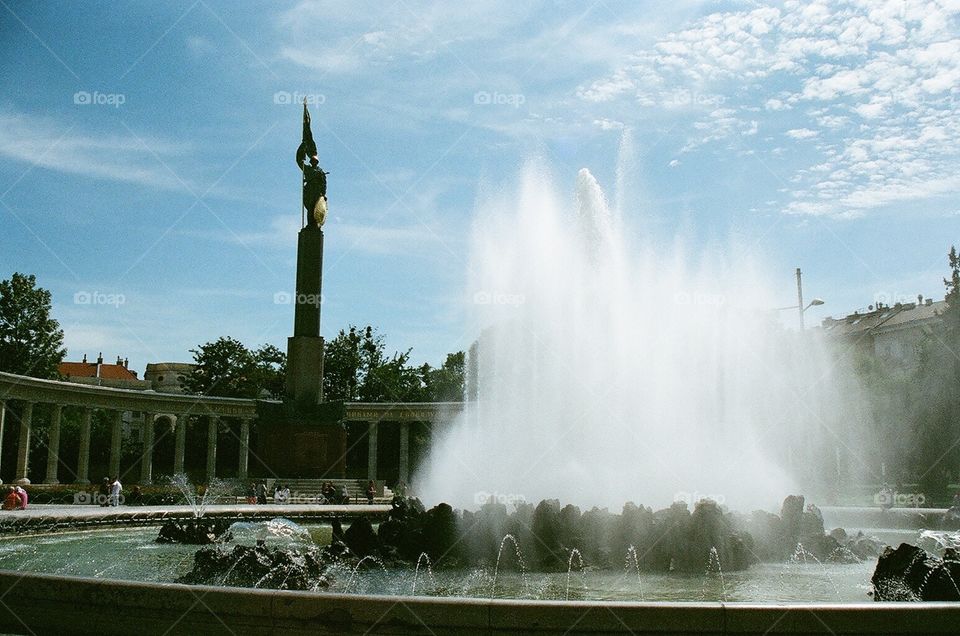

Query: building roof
[59,360,139,381]
[821,299,946,337]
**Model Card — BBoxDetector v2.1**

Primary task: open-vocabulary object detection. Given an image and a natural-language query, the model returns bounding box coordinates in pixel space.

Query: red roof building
[58,353,147,389]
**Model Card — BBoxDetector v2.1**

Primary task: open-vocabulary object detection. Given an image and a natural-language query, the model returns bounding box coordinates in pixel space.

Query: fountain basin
[0,570,959,635]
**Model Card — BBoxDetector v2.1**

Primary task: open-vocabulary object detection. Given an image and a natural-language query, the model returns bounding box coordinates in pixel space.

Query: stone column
[140,412,155,485]
[367,420,378,481]
[44,403,63,484]
[76,407,92,484]
[238,417,251,481]
[0,400,6,480]
[108,410,123,477]
[15,401,34,484]
[206,416,219,482]
[398,421,410,486]
[174,414,187,475]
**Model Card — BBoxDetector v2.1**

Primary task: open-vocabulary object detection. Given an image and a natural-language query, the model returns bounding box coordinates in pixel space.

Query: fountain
[419,161,868,512]
[155,474,233,544]
[0,160,948,633]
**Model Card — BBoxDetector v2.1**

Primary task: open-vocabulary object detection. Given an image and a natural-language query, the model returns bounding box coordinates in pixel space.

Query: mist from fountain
[418,151,868,512]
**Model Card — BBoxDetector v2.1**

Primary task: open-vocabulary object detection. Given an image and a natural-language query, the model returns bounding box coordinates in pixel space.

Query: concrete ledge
[0,571,959,635]
[0,504,390,534]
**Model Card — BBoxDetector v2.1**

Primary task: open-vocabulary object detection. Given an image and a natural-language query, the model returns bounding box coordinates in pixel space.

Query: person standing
[257,482,267,505]
[110,476,122,507]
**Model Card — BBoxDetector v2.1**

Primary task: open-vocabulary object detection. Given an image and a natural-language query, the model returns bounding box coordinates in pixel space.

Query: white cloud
[577,0,960,218]
[786,127,818,140]
[0,107,193,192]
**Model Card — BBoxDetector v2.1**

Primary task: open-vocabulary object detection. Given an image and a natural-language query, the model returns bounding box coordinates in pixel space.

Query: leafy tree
[908,246,960,495]
[0,272,65,378]
[422,351,466,402]
[252,343,286,399]
[323,325,464,402]
[183,337,286,399]
[322,326,365,401]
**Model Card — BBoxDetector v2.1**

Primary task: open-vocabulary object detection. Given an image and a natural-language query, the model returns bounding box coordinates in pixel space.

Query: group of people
[2,485,28,510]
[98,477,123,506]
[240,480,388,505]
[245,482,294,505]
[321,481,350,505]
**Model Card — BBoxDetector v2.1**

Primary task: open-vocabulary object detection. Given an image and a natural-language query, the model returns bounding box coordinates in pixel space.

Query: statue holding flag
[296,100,328,227]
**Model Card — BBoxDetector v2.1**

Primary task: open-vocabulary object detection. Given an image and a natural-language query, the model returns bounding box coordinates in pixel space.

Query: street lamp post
[796,267,805,330]
[775,267,824,329]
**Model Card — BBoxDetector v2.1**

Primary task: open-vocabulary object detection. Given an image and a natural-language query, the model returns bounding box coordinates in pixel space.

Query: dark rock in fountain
[872,543,960,601]
[378,497,462,565]
[343,516,380,557]
[179,543,334,590]
[829,528,884,562]
[156,518,232,544]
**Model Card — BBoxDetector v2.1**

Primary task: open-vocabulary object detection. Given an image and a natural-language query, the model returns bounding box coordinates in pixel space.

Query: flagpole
[301,99,307,229]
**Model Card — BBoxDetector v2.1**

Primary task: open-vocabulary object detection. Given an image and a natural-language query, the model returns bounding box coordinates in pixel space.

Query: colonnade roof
[1,372,465,422]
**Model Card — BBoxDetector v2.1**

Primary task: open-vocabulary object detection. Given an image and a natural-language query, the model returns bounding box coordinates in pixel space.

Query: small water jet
[155,475,233,544]
[412,552,437,595]
[492,534,527,598]
[703,546,726,602]
[565,548,586,601]
[624,545,645,601]
[345,555,389,593]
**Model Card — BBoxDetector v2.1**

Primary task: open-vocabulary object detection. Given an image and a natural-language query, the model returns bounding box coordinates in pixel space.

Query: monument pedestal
[255,400,347,478]
[286,335,324,409]
[253,222,347,478]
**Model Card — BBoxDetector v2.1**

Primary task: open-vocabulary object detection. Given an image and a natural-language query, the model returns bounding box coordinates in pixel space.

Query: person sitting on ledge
[99,477,110,507]
[14,485,28,510]
[2,487,18,511]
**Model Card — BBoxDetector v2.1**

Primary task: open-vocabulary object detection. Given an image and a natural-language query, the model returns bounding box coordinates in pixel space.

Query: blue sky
[1,0,958,374]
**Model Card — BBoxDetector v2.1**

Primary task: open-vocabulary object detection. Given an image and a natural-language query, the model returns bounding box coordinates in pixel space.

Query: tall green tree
[910,246,960,494]
[183,337,286,399]
[422,351,466,402]
[322,325,464,402]
[0,272,65,378]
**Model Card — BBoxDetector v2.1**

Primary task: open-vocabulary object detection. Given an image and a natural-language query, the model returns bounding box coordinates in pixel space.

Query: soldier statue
[296,101,328,227]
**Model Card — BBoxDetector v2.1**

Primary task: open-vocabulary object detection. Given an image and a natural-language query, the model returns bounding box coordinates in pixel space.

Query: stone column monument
[284,223,325,406]
[254,103,347,478]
